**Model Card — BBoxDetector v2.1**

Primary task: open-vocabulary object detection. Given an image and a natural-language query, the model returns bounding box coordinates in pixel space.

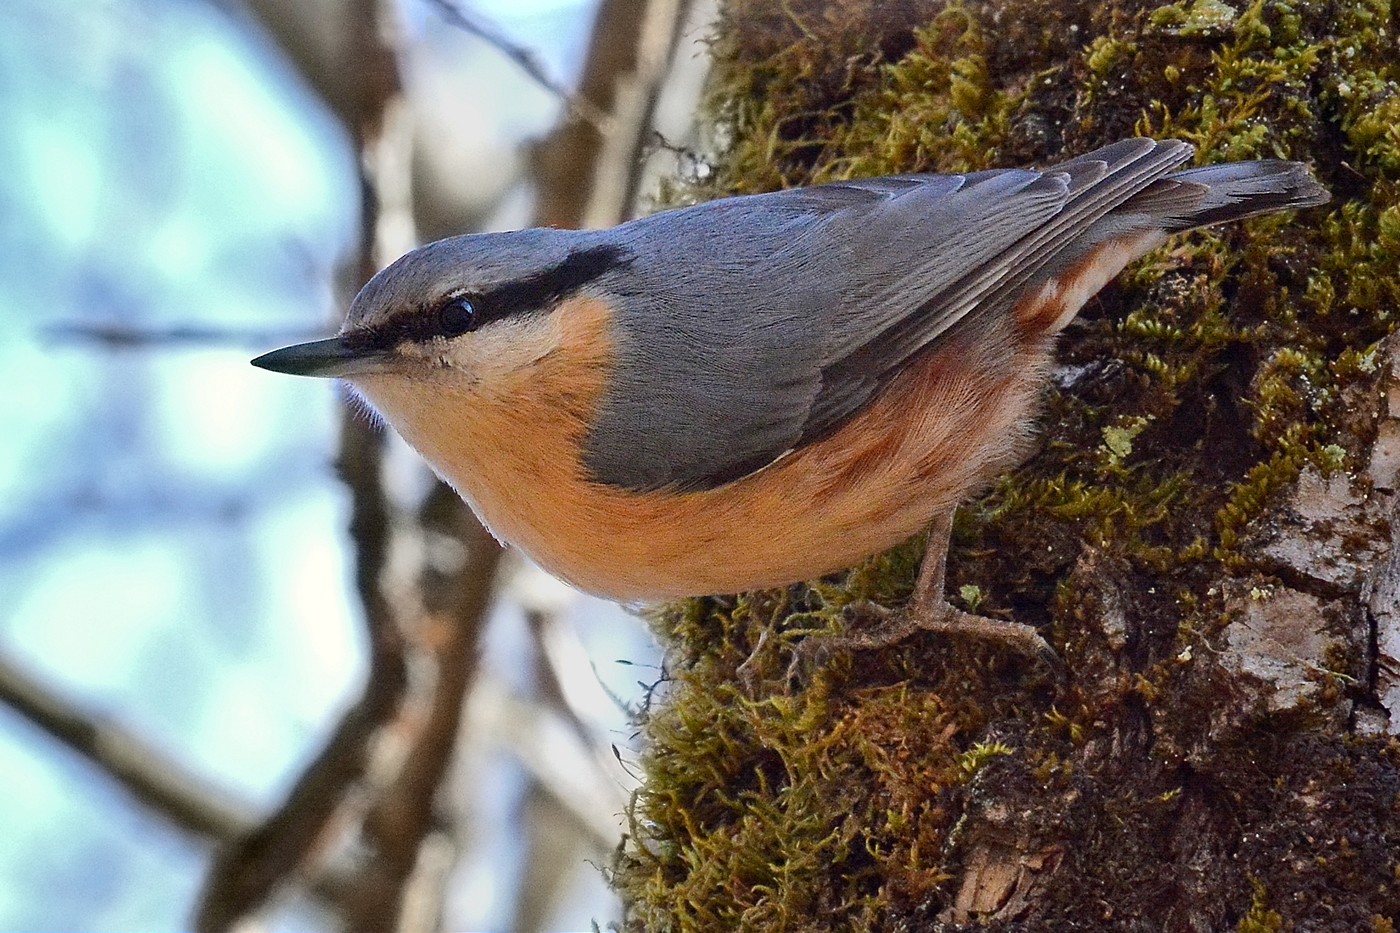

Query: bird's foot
[782,597,1063,687]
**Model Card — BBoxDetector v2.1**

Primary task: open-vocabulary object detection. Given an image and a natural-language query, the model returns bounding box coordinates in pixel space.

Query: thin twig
[0,651,256,842]
[41,322,328,349]
[420,0,610,129]
[531,0,647,229]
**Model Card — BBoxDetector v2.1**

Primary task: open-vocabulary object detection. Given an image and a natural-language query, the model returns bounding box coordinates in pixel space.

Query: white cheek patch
[468,315,563,369]
[392,313,566,389]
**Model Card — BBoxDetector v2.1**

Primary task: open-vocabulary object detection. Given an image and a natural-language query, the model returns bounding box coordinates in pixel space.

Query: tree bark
[613,1,1400,930]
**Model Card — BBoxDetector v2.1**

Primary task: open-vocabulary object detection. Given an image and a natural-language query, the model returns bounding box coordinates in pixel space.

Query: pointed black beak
[251,337,390,378]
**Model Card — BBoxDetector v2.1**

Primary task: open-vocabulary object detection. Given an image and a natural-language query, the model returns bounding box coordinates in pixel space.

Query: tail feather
[1127,159,1330,231]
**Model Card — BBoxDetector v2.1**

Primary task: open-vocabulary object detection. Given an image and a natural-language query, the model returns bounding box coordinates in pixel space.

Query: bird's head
[253,229,629,394]
[252,229,632,488]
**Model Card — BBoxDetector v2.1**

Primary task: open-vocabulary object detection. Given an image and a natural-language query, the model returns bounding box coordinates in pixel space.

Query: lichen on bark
[612,1,1400,930]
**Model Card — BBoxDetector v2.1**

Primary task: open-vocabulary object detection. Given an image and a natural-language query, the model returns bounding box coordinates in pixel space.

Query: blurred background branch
[43,323,327,348]
[0,651,255,843]
[195,0,418,926]
[0,0,711,928]
[420,0,610,129]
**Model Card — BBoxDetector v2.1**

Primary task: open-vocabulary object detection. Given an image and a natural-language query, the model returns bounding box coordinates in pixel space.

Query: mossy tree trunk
[612,1,1400,930]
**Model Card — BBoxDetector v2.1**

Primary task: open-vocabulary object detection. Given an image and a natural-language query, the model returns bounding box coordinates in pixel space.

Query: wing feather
[582,139,1195,491]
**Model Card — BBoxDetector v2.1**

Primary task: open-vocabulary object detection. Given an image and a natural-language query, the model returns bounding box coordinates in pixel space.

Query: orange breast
[357,296,1052,601]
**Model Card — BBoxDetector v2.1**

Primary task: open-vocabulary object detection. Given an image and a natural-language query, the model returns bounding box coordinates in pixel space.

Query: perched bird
[253,138,1328,673]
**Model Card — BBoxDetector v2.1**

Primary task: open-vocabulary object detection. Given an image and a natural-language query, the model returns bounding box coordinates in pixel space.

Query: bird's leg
[898,511,1062,671]
[784,511,1062,684]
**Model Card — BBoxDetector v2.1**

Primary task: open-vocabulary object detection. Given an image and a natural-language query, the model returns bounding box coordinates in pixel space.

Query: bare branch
[338,483,502,933]
[193,0,416,928]
[531,0,693,230]
[420,0,609,129]
[0,651,255,842]
[193,409,412,933]
[42,322,326,350]
[476,677,634,851]
[582,0,694,228]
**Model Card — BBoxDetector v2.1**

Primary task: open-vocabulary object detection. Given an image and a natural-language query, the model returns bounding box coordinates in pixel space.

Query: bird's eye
[437,296,479,337]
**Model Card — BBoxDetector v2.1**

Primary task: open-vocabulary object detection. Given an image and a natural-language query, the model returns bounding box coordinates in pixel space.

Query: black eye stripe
[343,243,630,352]
[486,244,630,312]
[343,299,482,350]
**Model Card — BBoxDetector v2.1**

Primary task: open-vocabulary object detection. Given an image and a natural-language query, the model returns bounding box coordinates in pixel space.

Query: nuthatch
[254,138,1327,672]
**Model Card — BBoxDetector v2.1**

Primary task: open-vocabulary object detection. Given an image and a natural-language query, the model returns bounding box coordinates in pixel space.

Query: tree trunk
[612,1,1400,930]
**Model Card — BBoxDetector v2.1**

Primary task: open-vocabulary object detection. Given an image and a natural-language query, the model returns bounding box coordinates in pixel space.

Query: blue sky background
[0,0,656,928]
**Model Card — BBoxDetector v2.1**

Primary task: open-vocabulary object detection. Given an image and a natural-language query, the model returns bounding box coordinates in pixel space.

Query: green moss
[956,740,1015,777]
[616,673,981,929]
[1236,879,1284,933]
[616,0,1400,929]
[1150,0,1241,36]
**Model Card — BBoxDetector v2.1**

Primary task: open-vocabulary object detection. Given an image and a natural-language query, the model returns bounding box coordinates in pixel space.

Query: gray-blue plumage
[580,137,1331,493]
[340,138,1328,495]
